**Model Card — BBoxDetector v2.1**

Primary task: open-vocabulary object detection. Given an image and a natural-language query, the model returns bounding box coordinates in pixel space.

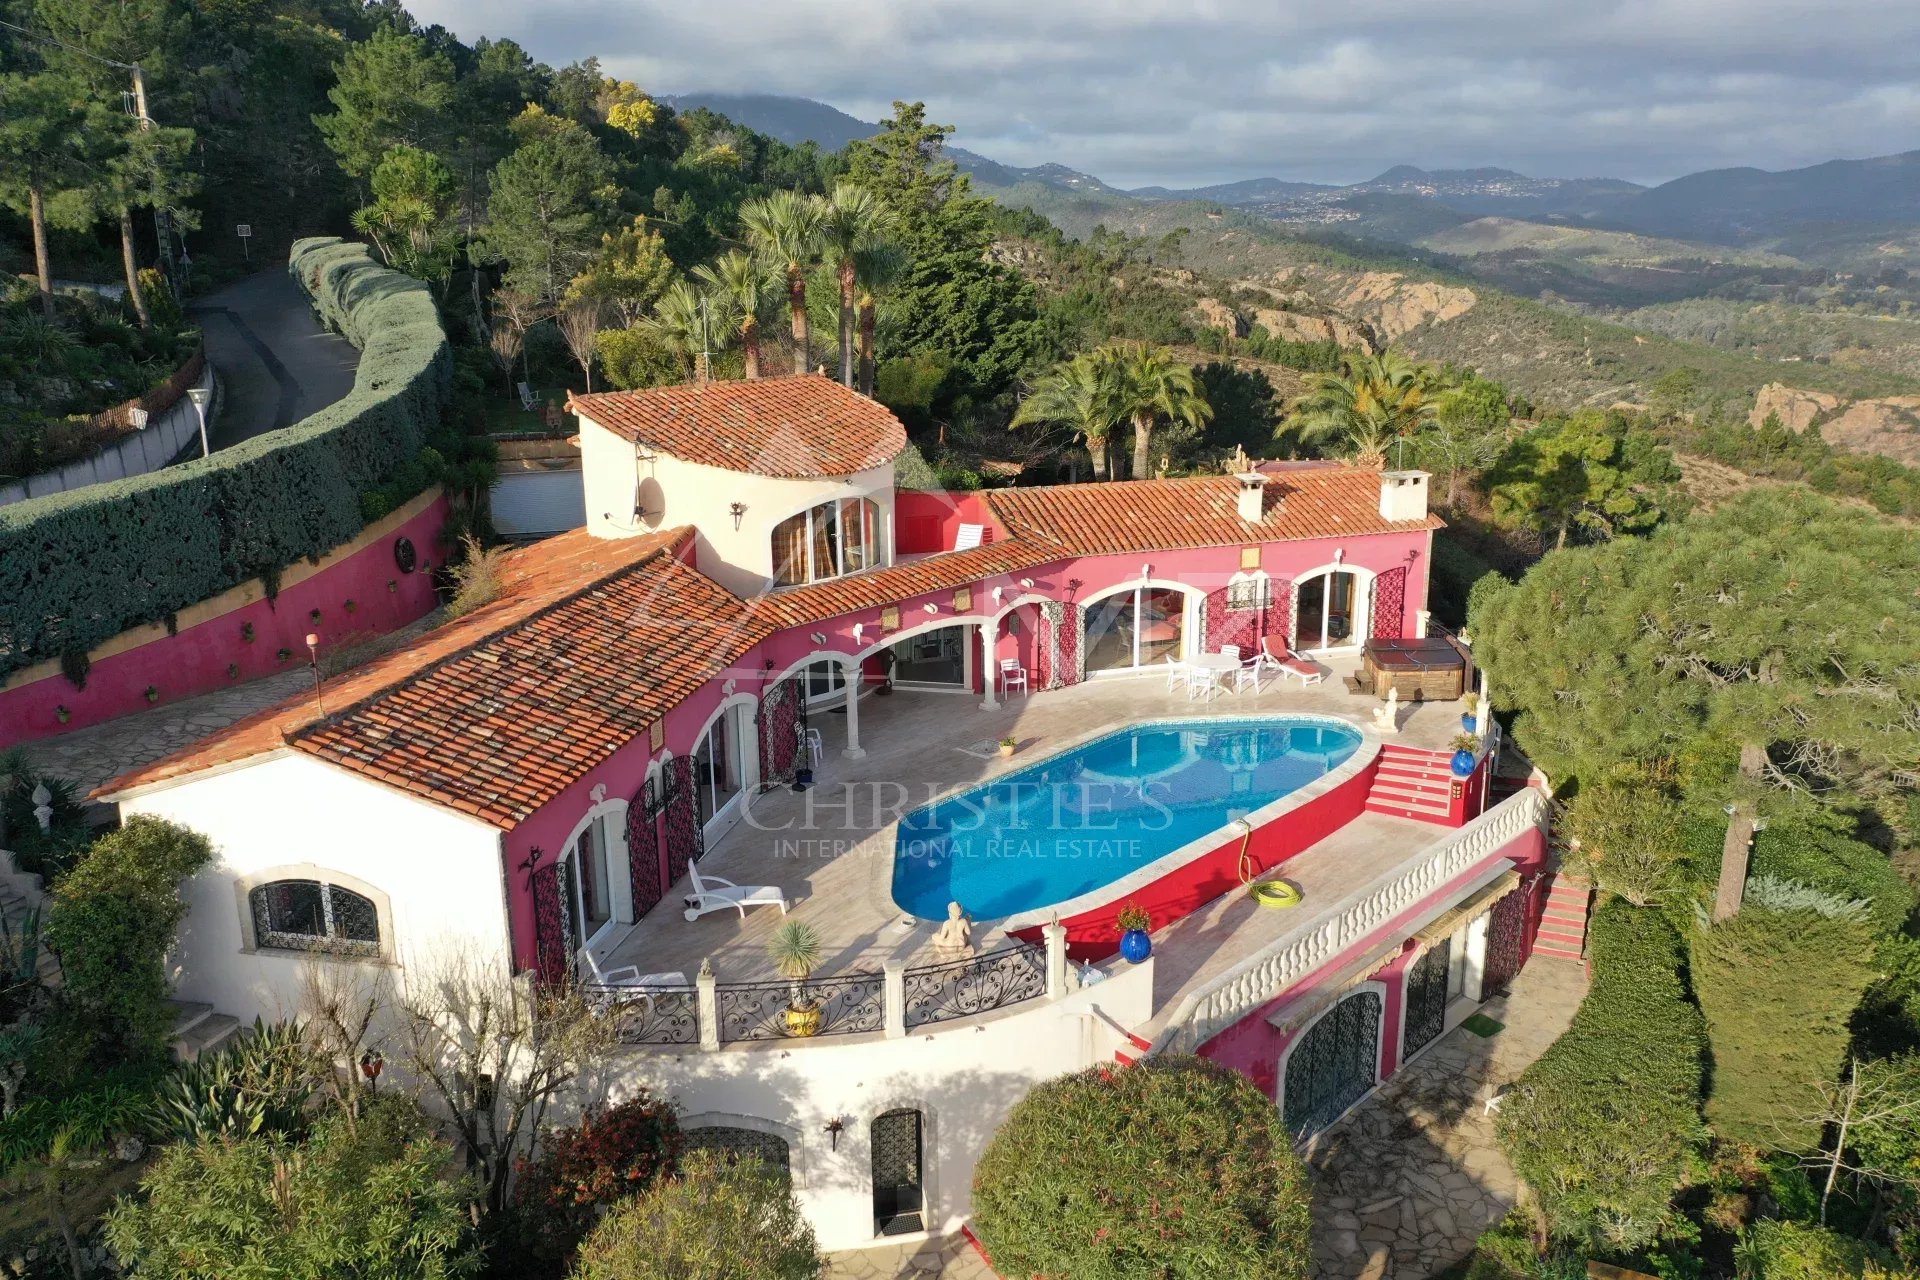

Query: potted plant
[998,736,1018,759]
[1459,692,1479,732]
[1448,732,1481,777]
[769,920,824,1037]
[1115,904,1153,964]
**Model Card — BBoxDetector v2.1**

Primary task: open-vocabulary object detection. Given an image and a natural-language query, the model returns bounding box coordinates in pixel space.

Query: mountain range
[664,93,1920,248]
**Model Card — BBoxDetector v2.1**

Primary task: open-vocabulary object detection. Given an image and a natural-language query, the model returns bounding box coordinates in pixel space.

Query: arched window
[771,498,883,586]
[684,1125,792,1182]
[249,879,381,956]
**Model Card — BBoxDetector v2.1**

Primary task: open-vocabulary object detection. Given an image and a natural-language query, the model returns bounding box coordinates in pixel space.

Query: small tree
[510,1091,683,1275]
[556,297,606,392]
[104,1094,481,1278]
[1791,1054,1920,1226]
[396,955,614,1217]
[972,1056,1314,1279]
[568,1151,820,1280]
[1562,783,1693,906]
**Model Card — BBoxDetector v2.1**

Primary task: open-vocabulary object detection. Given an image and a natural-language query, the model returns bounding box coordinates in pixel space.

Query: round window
[394,536,418,574]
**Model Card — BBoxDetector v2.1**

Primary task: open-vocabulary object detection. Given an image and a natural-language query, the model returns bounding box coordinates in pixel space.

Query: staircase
[1534,872,1592,961]
[170,1000,243,1060]
[1113,1028,1153,1066]
[1364,745,1457,824]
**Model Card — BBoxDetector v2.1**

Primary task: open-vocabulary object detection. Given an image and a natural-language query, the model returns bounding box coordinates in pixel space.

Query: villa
[97,374,1562,1255]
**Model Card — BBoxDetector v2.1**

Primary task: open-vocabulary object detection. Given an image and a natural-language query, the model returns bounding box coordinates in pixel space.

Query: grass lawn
[478,386,576,437]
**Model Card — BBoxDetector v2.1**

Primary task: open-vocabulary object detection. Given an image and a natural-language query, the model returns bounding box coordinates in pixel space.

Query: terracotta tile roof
[983,469,1443,557]
[99,528,772,828]
[568,375,908,478]
[745,541,1057,630]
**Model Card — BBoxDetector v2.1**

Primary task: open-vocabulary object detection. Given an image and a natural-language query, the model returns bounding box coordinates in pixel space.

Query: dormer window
[772,498,884,586]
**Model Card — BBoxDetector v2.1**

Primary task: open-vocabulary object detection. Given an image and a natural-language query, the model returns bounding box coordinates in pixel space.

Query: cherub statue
[1371,686,1401,735]
[930,901,975,958]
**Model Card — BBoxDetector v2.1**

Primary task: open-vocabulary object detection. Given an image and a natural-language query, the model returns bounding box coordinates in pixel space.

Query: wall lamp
[730,501,748,530]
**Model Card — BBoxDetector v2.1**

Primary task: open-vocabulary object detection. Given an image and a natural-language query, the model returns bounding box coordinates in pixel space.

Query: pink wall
[0,496,449,748]
[1195,820,1549,1103]
[892,489,1000,555]
[498,528,1437,972]
[1009,757,1378,959]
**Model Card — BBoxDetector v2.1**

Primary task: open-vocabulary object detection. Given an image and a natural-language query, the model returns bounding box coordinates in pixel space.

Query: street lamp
[187,384,213,458]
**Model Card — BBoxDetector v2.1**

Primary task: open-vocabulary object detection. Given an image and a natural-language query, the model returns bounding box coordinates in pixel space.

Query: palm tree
[639,280,727,382]
[1288,351,1435,468]
[1012,353,1120,480]
[852,243,905,397]
[738,189,825,376]
[816,184,897,386]
[1100,343,1213,480]
[693,251,771,379]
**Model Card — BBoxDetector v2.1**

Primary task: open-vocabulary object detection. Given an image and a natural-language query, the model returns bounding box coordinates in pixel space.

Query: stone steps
[1534,873,1592,961]
[170,1000,243,1060]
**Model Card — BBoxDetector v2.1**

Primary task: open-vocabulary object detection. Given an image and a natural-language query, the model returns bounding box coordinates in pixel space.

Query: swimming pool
[892,717,1364,921]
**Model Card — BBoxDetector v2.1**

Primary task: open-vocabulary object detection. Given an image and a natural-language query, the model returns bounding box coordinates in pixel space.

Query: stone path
[1306,956,1588,1279]
[22,669,313,801]
[825,1236,995,1280]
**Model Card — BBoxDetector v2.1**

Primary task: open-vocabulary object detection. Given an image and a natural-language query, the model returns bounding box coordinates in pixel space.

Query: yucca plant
[767,920,824,1033]
[152,1017,319,1142]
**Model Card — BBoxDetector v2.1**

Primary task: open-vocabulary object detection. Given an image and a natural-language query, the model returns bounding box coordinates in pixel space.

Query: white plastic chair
[683,863,790,922]
[1186,665,1220,701]
[517,381,537,412]
[1217,644,1262,694]
[1164,655,1194,694]
[999,658,1029,697]
[804,727,823,767]
[954,522,985,551]
[578,952,690,1025]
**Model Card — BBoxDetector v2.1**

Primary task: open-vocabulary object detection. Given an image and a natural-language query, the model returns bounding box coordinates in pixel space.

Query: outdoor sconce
[359,1050,384,1093]
[924,603,939,614]
[1020,578,1035,590]
[811,632,827,645]
[1141,563,1152,580]
[1334,547,1345,564]
[730,501,747,530]
[823,1116,845,1152]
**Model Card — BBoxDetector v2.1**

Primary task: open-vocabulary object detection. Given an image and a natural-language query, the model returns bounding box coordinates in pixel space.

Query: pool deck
[601,654,1470,988]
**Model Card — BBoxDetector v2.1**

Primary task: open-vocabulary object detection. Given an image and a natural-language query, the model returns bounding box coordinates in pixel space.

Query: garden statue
[930,902,975,958]
[1371,687,1401,735]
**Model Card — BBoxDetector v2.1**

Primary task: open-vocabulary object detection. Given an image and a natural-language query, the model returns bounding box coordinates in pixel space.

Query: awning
[1412,869,1522,948]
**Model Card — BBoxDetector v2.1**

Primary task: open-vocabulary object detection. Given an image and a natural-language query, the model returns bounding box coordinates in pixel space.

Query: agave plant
[767,920,823,1007]
[152,1017,319,1142]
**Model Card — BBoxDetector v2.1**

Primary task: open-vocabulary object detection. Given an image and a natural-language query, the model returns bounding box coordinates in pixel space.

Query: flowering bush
[509,1091,683,1275]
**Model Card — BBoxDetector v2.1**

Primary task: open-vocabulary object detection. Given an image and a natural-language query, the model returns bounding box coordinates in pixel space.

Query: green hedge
[0,238,450,680]
[1496,901,1708,1250]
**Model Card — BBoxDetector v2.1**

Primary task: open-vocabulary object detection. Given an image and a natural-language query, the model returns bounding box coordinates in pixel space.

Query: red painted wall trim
[1010,754,1379,959]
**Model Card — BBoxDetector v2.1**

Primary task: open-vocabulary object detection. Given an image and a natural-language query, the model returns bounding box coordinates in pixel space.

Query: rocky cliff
[1751,382,1920,463]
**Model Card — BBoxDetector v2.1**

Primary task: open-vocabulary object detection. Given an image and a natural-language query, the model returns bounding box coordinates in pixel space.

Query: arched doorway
[1080,583,1196,676]
[1281,988,1383,1136]
[1292,568,1369,654]
[870,1107,925,1236]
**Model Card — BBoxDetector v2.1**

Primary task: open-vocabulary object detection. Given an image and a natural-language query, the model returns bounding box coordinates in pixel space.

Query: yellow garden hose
[1233,817,1303,909]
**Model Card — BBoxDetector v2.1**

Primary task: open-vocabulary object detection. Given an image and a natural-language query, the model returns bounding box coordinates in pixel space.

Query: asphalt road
[190,269,359,450]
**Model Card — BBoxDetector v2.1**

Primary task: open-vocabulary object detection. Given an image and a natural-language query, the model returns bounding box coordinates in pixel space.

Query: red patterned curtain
[1371,565,1408,640]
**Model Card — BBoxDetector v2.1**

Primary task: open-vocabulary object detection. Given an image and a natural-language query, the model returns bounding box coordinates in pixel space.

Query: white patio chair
[999,658,1029,696]
[1219,645,1262,694]
[516,381,537,412]
[1164,655,1194,694]
[683,863,790,922]
[804,727,823,767]
[1186,664,1221,702]
[578,952,690,1025]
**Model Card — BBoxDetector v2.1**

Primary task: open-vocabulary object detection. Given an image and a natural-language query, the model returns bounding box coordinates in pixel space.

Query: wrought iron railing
[580,983,699,1046]
[902,942,1048,1030]
[714,970,886,1043]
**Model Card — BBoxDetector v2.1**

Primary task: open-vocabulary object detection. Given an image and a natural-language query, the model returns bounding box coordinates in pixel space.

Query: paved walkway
[1305,955,1588,1279]
[825,1237,995,1280]
[190,268,358,449]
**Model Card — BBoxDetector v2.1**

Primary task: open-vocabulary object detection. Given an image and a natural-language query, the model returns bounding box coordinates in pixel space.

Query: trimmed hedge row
[1496,901,1708,1250]
[0,239,450,680]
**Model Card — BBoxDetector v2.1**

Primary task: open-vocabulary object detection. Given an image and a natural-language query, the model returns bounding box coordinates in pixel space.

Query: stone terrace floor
[603,654,1467,986]
[1306,954,1589,1279]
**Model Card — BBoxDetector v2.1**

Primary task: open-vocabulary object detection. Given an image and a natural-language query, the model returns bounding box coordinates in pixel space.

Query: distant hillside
[1610,151,1920,244]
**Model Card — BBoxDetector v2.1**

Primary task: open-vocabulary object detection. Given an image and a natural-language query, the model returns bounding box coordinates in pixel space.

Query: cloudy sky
[408,0,1920,188]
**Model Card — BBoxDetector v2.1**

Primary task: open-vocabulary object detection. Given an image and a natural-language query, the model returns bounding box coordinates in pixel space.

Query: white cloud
[406,0,1920,186]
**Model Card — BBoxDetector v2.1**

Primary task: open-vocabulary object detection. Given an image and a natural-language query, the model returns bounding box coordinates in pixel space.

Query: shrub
[443,533,510,620]
[1563,784,1693,906]
[972,1055,1314,1280]
[104,1094,480,1279]
[1746,818,1916,936]
[42,816,213,1063]
[150,1017,319,1142]
[1497,902,1707,1251]
[1736,1220,1891,1280]
[568,1150,819,1280]
[511,1092,683,1274]
[0,238,451,681]
[1692,882,1880,1150]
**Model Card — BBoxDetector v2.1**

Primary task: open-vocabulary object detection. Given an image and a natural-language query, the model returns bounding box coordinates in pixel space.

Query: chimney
[1379,470,1429,523]
[1234,472,1267,523]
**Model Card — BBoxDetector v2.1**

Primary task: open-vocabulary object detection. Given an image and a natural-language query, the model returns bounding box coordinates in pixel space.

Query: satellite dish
[635,477,666,529]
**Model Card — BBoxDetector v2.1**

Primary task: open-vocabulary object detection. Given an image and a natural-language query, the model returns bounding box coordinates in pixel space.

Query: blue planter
[1119,928,1152,964]
[1461,713,1476,732]
[1450,749,1477,777]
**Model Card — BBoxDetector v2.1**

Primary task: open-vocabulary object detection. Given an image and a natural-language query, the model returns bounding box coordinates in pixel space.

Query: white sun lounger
[682,863,790,922]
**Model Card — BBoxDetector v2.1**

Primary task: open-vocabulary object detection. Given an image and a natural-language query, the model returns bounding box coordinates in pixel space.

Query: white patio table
[1186,652,1240,700]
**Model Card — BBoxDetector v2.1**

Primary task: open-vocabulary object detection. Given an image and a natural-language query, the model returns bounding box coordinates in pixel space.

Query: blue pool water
[891,717,1363,921]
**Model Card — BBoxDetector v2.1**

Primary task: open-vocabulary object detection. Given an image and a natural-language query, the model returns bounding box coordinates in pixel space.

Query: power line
[0,16,135,69]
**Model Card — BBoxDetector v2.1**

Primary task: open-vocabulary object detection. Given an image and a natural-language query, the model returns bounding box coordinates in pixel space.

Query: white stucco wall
[578,415,895,598]
[604,959,1155,1254]
[119,752,508,1025]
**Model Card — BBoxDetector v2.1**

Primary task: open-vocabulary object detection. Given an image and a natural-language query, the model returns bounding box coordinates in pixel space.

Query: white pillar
[1415,608,1431,639]
[883,960,906,1038]
[842,654,865,758]
[979,616,999,711]
[1043,922,1069,999]
[696,960,719,1052]
[1475,677,1493,737]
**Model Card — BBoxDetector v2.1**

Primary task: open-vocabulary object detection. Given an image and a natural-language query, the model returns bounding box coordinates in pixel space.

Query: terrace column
[979,616,999,711]
[1475,678,1493,737]
[842,654,865,758]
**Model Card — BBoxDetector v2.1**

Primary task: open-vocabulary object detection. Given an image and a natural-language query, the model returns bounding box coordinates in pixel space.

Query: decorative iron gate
[1370,564,1408,640]
[627,777,665,919]
[1282,990,1381,1137]
[757,673,809,789]
[685,1126,792,1182]
[529,857,575,989]
[1480,884,1530,996]
[870,1108,925,1236]
[661,754,703,882]
[1402,936,1452,1060]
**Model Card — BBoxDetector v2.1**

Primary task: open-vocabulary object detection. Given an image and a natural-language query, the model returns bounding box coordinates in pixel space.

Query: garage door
[492,469,586,539]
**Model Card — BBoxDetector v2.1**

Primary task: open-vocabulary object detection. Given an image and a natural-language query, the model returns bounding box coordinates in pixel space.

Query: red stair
[1365,744,1457,824]
[1113,1029,1152,1066]
[1534,872,1592,961]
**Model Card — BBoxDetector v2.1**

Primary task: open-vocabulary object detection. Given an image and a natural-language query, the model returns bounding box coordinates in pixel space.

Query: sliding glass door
[1294,571,1360,652]
[1083,587,1188,674]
